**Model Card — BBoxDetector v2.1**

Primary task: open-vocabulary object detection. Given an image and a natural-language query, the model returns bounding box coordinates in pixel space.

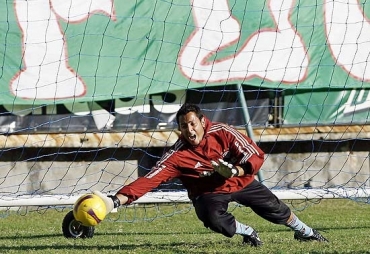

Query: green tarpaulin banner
[284,88,370,125]
[2,0,370,105]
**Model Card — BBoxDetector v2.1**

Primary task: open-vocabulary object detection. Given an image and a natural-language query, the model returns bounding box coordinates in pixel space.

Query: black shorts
[192,179,291,237]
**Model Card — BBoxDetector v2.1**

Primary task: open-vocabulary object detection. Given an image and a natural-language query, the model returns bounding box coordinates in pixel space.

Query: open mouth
[189,134,196,141]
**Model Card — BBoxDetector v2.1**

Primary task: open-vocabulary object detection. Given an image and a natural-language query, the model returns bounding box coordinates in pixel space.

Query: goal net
[0,0,369,216]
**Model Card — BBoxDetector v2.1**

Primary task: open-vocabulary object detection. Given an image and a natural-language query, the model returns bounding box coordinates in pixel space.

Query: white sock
[286,213,313,236]
[235,220,254,235]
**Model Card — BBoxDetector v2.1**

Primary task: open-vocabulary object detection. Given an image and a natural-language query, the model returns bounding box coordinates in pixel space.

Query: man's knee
[200,210,235,237]
[252,197,291,224]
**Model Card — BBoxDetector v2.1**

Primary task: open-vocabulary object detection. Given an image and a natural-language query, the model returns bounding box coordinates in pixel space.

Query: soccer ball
[73,194,107,226]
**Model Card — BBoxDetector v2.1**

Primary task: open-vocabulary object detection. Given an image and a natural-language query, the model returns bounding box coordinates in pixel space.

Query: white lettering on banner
[3,104,43,116]
[342,89,370,115]
[326,0,370,80]
[63,102,90,116]
[179,0,370,83]
[115,90,185,116]
[9,0,370,101]
[7,89,367,118]
[179,0,309,83]
[11,0,115,100]
[1,91,184,117]
[151,90,185,114]
[115,97,151,115]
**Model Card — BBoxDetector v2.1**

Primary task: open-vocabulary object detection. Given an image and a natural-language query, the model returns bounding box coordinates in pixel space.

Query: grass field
[0,199,369,254]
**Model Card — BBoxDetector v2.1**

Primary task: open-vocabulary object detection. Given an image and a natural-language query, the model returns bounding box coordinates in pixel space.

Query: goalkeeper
[94,103,328,246]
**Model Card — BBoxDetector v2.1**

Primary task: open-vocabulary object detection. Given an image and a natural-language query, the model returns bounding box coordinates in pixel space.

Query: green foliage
[0,199,369,254]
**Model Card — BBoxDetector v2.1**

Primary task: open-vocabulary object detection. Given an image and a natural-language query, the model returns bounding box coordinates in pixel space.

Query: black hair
[176,103,204,125]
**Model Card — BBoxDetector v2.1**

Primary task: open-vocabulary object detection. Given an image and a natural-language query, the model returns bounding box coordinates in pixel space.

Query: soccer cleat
[242,230,263,247]
[294,229,329,242]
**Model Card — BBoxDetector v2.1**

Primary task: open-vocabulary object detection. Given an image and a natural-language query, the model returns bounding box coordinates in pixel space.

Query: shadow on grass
[1,225,368,253]
[0,230,214,241]
[1,239,370,254]
[0,242,212,252]
[0,223,364,241]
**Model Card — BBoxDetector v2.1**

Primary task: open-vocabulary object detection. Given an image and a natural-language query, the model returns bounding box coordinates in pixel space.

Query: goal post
[1,187,370,208]
[0,188,370,208]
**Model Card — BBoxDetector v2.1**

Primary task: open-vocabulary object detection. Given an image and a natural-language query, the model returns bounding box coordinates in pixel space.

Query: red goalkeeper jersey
[117,117,265,204]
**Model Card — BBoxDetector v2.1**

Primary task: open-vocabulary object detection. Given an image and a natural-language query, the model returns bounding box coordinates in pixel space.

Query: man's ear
[201,116,206,127]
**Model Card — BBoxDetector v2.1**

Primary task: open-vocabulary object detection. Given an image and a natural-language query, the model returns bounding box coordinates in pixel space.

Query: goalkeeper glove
[93,190,120,215]
[211,159,239,178]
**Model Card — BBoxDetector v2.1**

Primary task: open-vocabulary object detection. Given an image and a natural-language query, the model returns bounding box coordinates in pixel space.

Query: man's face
[178,111,206,146]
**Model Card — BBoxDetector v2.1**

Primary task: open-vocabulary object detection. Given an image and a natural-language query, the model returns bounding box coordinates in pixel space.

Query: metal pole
[237,83,265,183]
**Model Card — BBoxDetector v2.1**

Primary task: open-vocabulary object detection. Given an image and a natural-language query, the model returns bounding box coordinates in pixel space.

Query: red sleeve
[223,125,265,175]
[116,152,181,204]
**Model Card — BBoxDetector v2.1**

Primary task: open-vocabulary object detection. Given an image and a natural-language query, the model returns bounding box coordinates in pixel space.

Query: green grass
[0,199,369,254]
